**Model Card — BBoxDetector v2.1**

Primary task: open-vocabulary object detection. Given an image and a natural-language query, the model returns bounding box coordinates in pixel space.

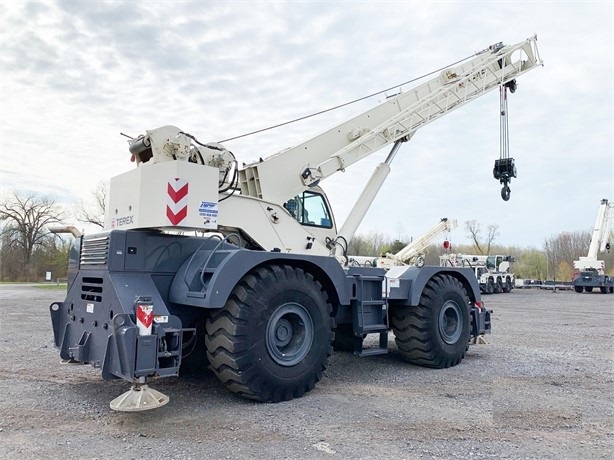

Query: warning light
[443,240,450,250]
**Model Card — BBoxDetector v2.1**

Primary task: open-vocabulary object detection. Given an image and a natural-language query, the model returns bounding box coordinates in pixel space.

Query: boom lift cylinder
[334,139,406,259]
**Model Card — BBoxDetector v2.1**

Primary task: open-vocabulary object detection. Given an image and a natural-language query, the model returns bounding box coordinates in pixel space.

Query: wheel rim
[266,302,314,366]
[438,300,463,344]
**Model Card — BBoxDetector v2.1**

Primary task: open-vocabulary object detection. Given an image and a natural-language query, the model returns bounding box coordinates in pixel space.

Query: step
[360,300,386,307]
[353,331,389,356]
[356,347,388,357]
[360,324,388,333]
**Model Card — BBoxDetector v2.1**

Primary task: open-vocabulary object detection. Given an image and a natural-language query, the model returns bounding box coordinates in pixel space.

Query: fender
[386,265,482,306]
[169,247,353,309]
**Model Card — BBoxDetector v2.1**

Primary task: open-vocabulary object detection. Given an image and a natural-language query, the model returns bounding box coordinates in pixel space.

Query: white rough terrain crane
[572,198,614,293]
[50,36,542,411]
[349,218,458,269]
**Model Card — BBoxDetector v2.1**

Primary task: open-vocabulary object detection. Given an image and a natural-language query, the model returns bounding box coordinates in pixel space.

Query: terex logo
[111,216,134,228]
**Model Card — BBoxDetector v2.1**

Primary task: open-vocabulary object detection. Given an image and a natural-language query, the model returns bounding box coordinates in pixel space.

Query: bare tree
[465,220,483,254]
[485,224,500,255]
[464,220,499,255]
[0,192,66,279]
[75,180,107,229]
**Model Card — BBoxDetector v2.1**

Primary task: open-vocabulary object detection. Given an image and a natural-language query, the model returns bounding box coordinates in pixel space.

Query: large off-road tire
[390,274,471,369]
[205,265,334,402]
[503,277,512,293]
[574,286,583,293]
[495,278,504,293]
[586,287,593,293]
[486,279,495,295]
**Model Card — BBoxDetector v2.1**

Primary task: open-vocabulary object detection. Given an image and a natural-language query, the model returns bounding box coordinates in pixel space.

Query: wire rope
[217,53,475,143]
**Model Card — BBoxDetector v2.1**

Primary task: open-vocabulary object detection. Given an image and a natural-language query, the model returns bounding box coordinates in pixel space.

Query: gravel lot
[0,285,612,459]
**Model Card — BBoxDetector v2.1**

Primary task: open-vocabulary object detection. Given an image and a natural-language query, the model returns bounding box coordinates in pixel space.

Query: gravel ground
[0,285,612,459]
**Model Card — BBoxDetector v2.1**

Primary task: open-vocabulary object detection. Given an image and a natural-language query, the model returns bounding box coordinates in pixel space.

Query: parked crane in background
[573,198,613,293]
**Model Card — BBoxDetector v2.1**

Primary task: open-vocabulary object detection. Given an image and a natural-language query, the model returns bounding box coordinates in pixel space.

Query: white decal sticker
[198,201,219,229]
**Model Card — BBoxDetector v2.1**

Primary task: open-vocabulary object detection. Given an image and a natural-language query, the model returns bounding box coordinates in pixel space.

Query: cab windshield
[283,191,333,228]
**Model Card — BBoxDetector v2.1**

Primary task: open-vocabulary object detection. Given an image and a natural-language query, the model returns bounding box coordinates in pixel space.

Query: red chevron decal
[167,180,189,203]
[166,205,188,225]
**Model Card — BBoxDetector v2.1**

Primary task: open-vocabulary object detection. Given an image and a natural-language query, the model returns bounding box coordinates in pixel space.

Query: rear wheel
[503,277,512,293]
[574,286,583,293]
[390,274,471,368]
[205,265,334,402]
[586,287,593,293]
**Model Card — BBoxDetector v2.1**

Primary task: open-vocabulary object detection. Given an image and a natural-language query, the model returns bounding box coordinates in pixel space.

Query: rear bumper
[573,276,613,288]
[49,269,194,382]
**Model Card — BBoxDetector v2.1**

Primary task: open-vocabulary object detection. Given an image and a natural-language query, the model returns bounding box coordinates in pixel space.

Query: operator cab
[284,189,334,229]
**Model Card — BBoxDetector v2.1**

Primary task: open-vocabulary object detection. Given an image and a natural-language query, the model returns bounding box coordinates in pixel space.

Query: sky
[1,0,613,249]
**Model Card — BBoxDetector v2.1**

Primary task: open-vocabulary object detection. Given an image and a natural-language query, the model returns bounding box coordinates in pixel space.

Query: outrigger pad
[110,384,169,412]
[470,335,488,345]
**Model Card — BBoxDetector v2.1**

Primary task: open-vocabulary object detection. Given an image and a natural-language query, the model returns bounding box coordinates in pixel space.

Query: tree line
[0,185,106,282]
[1,189,612,281]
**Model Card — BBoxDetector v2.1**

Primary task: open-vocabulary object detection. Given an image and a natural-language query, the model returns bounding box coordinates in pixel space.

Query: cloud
[1,1,612,248]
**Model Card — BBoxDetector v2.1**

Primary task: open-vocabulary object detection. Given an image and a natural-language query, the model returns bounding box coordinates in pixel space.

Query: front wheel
[390,274,471,369]
[574,286,583,293]
[205,265,334,402]
[586,287,593,293]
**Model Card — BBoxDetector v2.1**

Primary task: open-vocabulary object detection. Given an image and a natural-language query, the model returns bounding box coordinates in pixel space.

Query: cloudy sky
[1,1,612,249]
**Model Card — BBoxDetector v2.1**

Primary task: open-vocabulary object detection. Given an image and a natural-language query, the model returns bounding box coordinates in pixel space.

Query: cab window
[283,191,333,228]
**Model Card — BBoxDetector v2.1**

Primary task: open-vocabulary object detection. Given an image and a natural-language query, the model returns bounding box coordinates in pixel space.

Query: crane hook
[501,183,511,201]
